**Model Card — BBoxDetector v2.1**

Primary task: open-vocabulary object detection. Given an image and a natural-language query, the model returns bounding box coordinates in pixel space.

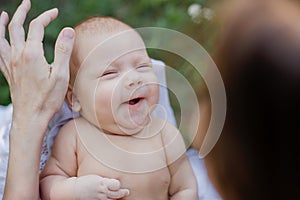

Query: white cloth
[0,104,12,199]
[187,149,221,199]
[0,59,220,200]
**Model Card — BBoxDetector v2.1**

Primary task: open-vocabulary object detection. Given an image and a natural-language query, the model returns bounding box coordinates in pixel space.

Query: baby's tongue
[129,100,149,126]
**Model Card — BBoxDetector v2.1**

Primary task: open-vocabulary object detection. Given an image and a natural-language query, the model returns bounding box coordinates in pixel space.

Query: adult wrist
[10,111,51,141]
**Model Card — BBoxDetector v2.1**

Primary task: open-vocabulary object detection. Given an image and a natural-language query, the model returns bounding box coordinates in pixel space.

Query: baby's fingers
[103,178,121,191]
[106,189,130,199]
[102,178,130,199]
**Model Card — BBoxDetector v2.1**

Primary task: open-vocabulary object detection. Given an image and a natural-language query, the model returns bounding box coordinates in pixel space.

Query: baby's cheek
[150,85,160,104]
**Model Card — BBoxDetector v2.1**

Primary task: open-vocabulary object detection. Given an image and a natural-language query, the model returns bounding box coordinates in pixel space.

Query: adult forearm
[0,0,75,198]
[3,117,49,200]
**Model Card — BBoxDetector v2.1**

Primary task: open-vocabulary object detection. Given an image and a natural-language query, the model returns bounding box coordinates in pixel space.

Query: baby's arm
[162,122,198,200]
[40,120,129,200]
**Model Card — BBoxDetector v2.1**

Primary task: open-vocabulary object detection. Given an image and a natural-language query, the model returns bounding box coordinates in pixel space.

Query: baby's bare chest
[76,133,171,199]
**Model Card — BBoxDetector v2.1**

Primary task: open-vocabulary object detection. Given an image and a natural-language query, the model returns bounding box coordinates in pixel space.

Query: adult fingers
[0,11,9,38]
[24,8,58,66]
[26,8,58,44]
[8,0,31,51]
[0,11,11,81]
[0,59,10,86]
[52,27,75,77]
[0,57,11,86]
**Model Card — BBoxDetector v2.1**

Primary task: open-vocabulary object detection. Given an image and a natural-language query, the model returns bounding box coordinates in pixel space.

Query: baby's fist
[74,175,129,200]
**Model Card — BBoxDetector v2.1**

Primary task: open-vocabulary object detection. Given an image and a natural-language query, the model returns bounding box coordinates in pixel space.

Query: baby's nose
[124,70,143,89]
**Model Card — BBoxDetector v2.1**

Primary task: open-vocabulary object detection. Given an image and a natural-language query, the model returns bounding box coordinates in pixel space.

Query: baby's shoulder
[56,118,85,139]
[61,117,88,129]
[59,118,77,132]
[51,119,79,149]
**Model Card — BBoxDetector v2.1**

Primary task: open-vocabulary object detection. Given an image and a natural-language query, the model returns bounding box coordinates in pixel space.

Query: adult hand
[0,0,75,128]
[0,0,75,199]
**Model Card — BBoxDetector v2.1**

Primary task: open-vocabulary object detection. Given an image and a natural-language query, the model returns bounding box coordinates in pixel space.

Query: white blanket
[0,104,12,199]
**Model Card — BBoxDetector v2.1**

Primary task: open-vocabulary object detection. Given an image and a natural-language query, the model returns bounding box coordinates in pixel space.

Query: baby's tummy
[119,168,171,200]
[78,156,171,200]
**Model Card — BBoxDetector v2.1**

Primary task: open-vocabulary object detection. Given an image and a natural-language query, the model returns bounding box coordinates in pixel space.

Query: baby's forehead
[75,17,132,38]
[72,17,148,68]
[76,31,146,61]
[75,19,143,51]
[76,31,146,64]
[78,28,142,46]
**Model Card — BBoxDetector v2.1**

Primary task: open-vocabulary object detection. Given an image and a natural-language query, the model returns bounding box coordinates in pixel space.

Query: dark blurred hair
[206,1,300,199]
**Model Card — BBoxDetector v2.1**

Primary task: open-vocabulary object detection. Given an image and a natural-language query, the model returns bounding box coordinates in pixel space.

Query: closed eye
[100,70,118,79]
[136,64,152,72]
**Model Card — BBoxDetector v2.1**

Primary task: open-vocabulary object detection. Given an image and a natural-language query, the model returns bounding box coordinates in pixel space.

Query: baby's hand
[73,175,130,200]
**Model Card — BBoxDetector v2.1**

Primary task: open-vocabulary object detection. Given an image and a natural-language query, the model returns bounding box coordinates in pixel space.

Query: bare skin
[0,0,75,199]
[40,117,197,200]
[0,1,128,199]
[40,17,198,200]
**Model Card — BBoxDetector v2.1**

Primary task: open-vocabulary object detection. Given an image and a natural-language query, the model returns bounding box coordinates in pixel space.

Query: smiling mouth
[128,97,144,105]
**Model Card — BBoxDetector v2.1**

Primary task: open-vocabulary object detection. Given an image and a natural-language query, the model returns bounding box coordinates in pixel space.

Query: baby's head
[66,16,159,135]
[68,17,132,86]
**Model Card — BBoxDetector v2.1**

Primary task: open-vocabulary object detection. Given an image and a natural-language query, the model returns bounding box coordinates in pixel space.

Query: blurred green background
[0,0,217,144]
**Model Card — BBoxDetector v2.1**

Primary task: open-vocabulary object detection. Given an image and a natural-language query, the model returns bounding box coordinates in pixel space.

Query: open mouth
[128,97,144,105]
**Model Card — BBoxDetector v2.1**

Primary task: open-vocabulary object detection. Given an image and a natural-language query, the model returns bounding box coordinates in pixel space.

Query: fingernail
[0,11,7,20]
[21,0,30,10]
[63,28,74,39]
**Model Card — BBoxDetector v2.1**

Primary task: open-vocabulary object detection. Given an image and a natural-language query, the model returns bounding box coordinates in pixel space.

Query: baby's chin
[118,122,150,136]
[108,116,150,136]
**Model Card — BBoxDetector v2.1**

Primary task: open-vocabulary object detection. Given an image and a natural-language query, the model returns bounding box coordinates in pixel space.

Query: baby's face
[73,30,159,135]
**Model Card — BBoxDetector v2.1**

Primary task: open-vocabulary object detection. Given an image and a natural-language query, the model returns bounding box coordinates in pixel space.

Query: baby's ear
[66,85,81,112]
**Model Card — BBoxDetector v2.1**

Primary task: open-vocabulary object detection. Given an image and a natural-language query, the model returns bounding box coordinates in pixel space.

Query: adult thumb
[52,27,75,77]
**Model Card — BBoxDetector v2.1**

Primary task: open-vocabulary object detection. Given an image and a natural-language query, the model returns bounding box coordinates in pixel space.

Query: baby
[40,16,198,200]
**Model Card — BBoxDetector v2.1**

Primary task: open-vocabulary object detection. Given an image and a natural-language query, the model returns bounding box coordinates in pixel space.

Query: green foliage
[0,72,10,106]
